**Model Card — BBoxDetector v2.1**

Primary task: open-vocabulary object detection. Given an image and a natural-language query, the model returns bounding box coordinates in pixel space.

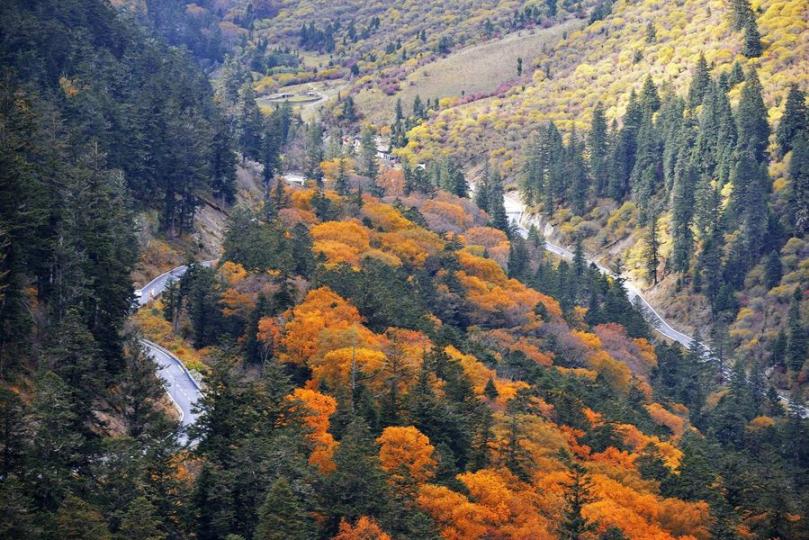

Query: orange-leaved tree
[418,468,556,539]
[417,483,496,540]
[381,328,431,396]
[332,516,392,540]
[288,388,338,474]
[309,346,387,390]
[256,316,282,362]
[281,287,371,366]
[376,426,436,484]
[311,220,372,267]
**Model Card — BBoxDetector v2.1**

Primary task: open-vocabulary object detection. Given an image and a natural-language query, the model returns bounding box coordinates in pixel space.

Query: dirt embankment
[132,159,265,287]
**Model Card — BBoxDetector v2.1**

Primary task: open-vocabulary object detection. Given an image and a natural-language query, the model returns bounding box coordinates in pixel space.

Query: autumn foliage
[419,469,556,540]
[333,516,392,540]
[281,286,374,366]
[289,388,339,474]
[455,250,562,326]
[376,426,436,483]
[311,220,372,268]
[138,189,743,539]
[444,345,528,404]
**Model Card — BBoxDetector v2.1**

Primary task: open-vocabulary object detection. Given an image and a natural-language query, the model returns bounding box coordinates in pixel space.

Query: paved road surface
[503,191,808,416]
[502,192,699,349]
[142,339,201,430]
[135,261,214,437]
[132,182,805,430]
[137,265,189,307]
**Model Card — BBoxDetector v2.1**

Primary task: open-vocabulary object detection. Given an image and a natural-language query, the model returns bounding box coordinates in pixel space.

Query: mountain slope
[2,1,809,539]
[387,0,809,399]
[136,179,723,539]
[401,0,807,167]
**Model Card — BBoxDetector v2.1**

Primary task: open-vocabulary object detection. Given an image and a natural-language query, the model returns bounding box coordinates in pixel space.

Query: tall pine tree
[588,103,610,197]
[646,213,660,285]
[687,54,711,108]
[670,147,697,273]
[789,134,809,234]
[786,288,807,372]
[775,85,807,157]
[736,68,770,163]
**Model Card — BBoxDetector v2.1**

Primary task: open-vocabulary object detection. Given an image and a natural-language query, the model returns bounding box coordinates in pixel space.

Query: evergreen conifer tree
[488,171,510,235]
[335,157,350,195]
[544,122,566,207]
[764,249,783,289]
[742,17,763,58]
[729,61,745,86]
[589,103,610,196]
[641,75,660,112]
[212,122,237,204]
[237,84,263,161]
[775,85,807,157]
[769,330,788,369]
[559,460,596,540]
[359,126,379,181]
[254,477,315,540]
[475,176,490,213]
[736,68,770,163]
[730,0,753,31]
[118,496,165,540]
[0,475,35,538]
[687,54,711,108]
[56,494,112,540]
[304,122,324,185]
[645,21,657,43]
[325,417,390,529]
[670,148,697,273]
[115,336,173,440]
[608,91,642,200]
[521,134,543,205]
[646,213,660,284]
[789,134,809,234]
[786,288,807,372]
[567,126,589,215]
[451,168,469,198]
[631,108,661,224]
[483,378,499,400]
[741,161,769,256]
[573,239,586,278]
[508,235,530,279]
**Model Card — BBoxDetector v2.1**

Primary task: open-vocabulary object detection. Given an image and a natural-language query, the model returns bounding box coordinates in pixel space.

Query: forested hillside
[2,0,809,539]
[130,0,595,108]
[0,0,238,363]
[401,0,807,165]
[391,0,809,400]
[249,0,592,94]
[133,171,808,538]
[0,0,234,536]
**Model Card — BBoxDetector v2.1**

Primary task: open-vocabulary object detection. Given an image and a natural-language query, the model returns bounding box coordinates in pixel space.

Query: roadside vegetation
[2,0,809,539]
[394,0,809,403]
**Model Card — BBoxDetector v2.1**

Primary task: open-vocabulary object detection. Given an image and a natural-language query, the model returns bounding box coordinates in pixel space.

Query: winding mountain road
[133,170,309,434]
[142,339,201,429]
[504,191,809,416]
[135,261,214,436]
[132,181,805,430]
[502,192,699,350]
